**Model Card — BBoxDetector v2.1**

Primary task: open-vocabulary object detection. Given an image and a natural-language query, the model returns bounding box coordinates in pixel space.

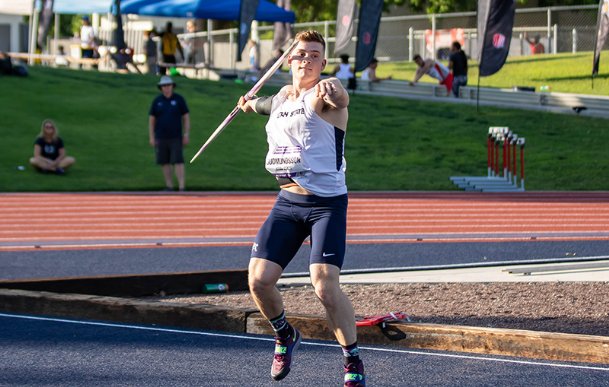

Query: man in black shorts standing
[149,76,190,191]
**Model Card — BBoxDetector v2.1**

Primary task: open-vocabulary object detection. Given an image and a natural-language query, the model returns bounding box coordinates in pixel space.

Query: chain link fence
[91,4,604,71]
[296,4,601,64]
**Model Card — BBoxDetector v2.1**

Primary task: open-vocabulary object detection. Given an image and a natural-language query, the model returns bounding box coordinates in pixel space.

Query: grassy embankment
[1,54,607,192]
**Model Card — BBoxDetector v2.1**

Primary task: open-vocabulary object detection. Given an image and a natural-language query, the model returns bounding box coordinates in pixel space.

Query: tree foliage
[290,0,600,21]
[407,0,599,14]
[407,0,477,14]
[288,0,482,21]
[291,0,407,22]
[537,0,598,5]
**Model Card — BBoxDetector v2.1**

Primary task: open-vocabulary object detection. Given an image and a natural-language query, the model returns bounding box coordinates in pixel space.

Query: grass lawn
[1,63,608,192]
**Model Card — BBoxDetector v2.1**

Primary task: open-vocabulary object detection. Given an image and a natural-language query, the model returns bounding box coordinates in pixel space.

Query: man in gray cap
[148,76,190,191]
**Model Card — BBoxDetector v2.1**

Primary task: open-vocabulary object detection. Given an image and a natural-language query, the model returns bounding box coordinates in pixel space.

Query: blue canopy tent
[121,0,295,23]
[121,0,295,68]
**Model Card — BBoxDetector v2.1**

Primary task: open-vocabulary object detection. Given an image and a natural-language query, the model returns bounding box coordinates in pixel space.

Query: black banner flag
[37,0,54,50]
[477,0,516,77]
[593,0,609,76]
[354,0,383,72]
[273,0,293,50]
[335,0,357,55]
[112,0,126,50]
[238,0,260,61]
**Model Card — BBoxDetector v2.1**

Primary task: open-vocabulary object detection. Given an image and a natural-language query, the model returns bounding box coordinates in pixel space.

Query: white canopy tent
[0,0,112,15]
[0,1,113,61]
[0,2,34,15]
[0,2,31,52]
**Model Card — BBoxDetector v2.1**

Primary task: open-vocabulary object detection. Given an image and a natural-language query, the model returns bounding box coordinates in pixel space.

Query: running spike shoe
[344,360,366,387]
[271,327,301,381]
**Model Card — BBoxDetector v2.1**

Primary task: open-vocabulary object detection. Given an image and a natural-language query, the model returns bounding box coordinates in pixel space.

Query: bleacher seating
[347,78,609,119]
[457,85,608,119]
[8,52,100,68]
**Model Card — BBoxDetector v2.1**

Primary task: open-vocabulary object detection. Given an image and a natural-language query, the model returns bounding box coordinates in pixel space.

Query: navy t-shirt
[149,93,189,139]
[449,50,468,77]
[35,137,64,160]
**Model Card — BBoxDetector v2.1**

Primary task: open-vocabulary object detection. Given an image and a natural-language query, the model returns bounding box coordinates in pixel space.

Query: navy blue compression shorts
[250,190,348,270]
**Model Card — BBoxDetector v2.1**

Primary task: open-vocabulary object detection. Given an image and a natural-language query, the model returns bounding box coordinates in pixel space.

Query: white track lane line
[1,313,607,372]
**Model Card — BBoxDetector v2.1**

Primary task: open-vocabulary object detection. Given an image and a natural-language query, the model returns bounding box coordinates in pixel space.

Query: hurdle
[450,127,526,192]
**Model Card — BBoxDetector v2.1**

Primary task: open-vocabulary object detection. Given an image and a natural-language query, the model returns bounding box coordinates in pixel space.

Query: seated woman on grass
[30,119,75,175]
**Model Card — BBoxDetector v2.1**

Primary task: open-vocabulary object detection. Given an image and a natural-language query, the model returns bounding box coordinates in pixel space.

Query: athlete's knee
[312,278,342,309]
[310,264,342,305]
[248,258,282,294]
[248,273,273,293]
[248,279,268,298]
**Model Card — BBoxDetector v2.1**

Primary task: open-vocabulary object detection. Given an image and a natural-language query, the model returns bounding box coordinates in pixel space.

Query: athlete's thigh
[249,257,284,286]
[251,197,309,269]
[309,197,347,268]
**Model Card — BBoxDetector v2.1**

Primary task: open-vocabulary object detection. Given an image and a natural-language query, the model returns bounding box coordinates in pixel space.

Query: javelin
[190,40,299,163]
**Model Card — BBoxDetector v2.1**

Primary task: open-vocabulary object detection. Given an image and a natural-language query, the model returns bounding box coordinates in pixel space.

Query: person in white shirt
[360,57,392,82]
[55,46,69,67]
[79,16,96,59]
[331,53,354,80]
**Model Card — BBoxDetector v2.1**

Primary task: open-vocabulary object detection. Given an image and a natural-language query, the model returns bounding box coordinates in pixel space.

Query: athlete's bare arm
[312,78,349,130]
[238,85,291,114]
[311,78,349,130]
[315,78,348,109]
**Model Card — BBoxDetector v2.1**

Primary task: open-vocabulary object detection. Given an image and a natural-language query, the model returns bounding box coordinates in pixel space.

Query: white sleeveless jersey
[265,88,347,197]
[427,61,450,82]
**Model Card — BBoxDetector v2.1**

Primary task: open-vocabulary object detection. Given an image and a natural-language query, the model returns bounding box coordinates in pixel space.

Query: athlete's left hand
[315,78,343,102]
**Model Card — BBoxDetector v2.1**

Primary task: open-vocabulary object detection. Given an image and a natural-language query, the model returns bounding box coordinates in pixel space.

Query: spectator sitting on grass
[30,119,76,175]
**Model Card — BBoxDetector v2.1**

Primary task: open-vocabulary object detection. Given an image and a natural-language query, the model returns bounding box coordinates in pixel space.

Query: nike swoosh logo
[322,253,335,257]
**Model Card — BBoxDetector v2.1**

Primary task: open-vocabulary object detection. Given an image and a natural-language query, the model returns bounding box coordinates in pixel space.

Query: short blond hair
[294,30,326,51]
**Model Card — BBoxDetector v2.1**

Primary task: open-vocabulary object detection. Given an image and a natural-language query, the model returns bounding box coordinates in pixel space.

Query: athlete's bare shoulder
[279,85,294,98]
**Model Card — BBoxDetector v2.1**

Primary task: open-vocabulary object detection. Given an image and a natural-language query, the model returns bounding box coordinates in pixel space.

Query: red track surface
[1,192,608,251]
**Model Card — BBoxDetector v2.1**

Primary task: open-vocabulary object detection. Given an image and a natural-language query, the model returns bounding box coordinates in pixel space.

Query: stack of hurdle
[450,127,526,192]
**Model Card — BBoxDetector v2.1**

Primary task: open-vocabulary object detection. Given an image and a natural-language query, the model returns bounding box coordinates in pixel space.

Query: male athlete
[410,54,453,94]
[238,30,365,386]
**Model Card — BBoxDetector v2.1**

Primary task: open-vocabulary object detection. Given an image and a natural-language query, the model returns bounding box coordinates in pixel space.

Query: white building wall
[0,14,27,52]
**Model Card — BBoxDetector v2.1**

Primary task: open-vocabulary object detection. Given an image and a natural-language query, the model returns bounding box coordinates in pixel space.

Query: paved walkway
[279,259,609,284]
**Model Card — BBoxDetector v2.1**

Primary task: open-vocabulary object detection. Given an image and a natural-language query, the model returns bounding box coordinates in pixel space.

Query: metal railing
[44,4,605,72]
